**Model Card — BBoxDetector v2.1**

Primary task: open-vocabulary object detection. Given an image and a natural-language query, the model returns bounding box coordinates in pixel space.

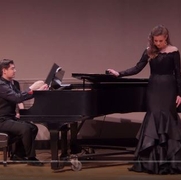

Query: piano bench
[0,133,9,167]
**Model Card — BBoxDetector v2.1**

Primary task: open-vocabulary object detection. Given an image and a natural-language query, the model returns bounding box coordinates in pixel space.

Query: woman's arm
[107,50,149,77]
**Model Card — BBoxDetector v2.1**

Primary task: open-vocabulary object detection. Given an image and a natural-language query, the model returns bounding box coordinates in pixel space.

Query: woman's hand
[106,69,119,77]
[176,95,181,107]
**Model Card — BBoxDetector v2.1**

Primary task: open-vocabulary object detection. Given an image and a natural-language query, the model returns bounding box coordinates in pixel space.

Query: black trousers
[0,118,38,158]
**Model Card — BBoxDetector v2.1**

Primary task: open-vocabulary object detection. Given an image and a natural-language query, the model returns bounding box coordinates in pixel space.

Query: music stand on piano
[45,63,71,90]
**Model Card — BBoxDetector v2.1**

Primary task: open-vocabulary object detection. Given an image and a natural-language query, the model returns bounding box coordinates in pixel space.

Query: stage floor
[1,148,181,180]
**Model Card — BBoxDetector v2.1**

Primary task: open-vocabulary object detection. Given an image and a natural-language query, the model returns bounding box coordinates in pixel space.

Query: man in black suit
[0,59,48,166]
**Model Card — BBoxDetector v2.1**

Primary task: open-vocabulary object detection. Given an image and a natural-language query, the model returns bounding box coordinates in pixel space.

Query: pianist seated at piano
[106,25,181,174]
[0,59,48,166]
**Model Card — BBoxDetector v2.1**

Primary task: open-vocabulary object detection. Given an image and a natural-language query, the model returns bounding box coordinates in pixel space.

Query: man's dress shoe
[10,154,28,161]
[27,157,44,166]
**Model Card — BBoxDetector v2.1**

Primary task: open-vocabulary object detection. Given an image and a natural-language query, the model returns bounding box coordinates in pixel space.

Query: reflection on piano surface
[20,73,151,170]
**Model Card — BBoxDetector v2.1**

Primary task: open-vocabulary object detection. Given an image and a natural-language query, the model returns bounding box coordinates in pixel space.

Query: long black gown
[119,49,181,174]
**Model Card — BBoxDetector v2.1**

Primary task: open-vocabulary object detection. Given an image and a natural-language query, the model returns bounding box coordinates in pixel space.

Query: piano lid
[72,73,148,84]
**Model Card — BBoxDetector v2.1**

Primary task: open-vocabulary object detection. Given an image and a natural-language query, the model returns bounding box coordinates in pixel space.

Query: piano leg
[70,122,81,154]
[49,124,69,170]
[49,123,81,170]
[60,126,68,157]
[49,129,60,170]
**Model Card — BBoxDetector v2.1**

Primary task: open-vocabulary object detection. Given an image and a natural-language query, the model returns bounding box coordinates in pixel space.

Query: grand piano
[20,73,150,170]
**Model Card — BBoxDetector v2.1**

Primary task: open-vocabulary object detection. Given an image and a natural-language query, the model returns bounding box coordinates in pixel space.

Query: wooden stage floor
[0,149,181,180]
